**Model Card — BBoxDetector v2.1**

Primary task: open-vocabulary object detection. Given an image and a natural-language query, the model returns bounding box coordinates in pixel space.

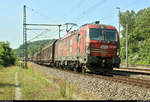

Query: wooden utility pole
[126,24,128,68]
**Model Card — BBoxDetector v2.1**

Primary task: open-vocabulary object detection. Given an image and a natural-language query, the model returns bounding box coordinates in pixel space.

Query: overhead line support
[26,24,62,26]
[26,28,52,30]
[23,5,28,69]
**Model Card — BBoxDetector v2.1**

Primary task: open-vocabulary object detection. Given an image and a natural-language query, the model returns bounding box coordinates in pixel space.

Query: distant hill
[14,39,57,57]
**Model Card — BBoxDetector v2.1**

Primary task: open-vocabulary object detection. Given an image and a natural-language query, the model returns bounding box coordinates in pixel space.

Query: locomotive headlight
[117,49,120,56]
[86,46,90,54]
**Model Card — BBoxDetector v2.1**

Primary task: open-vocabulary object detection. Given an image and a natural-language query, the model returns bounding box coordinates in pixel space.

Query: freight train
[31,21,121,73]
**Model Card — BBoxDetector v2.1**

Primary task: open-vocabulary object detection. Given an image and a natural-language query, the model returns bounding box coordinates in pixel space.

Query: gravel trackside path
[31,63,150,100]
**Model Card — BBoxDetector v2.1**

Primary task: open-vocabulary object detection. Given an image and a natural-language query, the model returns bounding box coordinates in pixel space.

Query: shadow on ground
[0,83,17,94]
[113,70,150,76]
[0,83,15,88]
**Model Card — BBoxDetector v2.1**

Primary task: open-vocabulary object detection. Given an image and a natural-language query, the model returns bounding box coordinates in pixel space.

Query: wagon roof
[41,40,57,50]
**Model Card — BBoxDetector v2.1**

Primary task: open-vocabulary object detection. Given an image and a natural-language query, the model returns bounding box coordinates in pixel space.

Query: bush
[0,41,17,67]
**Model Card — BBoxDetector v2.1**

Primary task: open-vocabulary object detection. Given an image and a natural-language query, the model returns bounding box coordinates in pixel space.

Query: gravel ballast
[31,63,150,100]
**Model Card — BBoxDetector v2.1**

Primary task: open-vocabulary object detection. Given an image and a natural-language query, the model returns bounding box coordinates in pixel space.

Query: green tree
[119,10,136,62]
[120,7,150,64]
[0,41,16,67]
[134,7,150,64]
[14,39,57,57]
[119,10,136,37]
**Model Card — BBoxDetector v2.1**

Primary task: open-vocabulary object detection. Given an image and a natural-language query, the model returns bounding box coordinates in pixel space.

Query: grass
[0,63,100,100]
[18,64,77,100]
[0,65,3,70]
[28,63,100,100]
[18,67,57,100]
[57,80,74,99]
[0,66,17,100]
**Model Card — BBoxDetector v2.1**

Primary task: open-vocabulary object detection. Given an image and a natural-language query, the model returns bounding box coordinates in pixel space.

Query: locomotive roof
[58,23,116,41]
[80,24,116,30]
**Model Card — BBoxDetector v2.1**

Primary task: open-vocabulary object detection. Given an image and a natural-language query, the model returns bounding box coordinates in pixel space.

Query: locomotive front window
[104,30,117,41]
[89,28,103,40]
[89,28,117,41]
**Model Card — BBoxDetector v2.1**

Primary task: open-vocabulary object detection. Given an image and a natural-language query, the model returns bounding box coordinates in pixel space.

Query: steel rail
[119,67,150,71]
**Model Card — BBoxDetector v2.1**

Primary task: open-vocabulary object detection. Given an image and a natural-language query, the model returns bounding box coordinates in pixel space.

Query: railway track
[91,74,150,89]
[84,72,150,89]
[114,67,150,75]
[30,62,150,89]
[119,67,150,71]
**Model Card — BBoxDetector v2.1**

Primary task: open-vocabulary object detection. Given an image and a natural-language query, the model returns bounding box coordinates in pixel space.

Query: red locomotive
[33,21,121,73]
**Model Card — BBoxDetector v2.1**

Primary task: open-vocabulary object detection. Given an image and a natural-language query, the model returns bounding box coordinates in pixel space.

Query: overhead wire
[98,0,138,25]
[26,5,64,42]
[71,0,108,22]
[26,6,56,22]
[70,0,136,26]
[26,0,108,42]
[27,26,64,42]
[27,30,51,42]
[26,2,80,37]
[26,0,139,43]
[63,0,89,22]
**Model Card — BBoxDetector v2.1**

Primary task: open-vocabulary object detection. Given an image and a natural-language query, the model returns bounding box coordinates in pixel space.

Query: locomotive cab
[84,23,121,72]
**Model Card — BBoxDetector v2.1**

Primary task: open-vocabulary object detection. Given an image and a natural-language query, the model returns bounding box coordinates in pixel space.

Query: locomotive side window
[85,30,87,37]
[70,39,72,45]
[70,39,72,53]
[62,40,64,56]
[65,39,67,46]
[85,29,89,37]
[67,39,70,53]
[76,34,81,42]
[85,29,90,42]
[76,36,78,41]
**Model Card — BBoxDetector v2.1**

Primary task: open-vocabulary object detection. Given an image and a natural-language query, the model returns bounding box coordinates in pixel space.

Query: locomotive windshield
[89,28,117,41]
[89,28,103,40]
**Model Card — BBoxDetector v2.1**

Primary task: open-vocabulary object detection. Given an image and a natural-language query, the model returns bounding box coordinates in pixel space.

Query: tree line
[120,6,150,64]
[14,39,57,58]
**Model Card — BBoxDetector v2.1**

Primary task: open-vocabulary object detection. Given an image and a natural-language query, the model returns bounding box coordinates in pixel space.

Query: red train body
[33,21,121,73]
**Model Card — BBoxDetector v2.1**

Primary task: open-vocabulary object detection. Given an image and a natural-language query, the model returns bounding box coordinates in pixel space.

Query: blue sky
[0,0,150,49]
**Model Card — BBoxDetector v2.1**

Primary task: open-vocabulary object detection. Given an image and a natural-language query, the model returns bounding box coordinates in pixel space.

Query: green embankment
[18,66,74,100]
[0,64,99,100]
[0,66,17,100]
[18,62,99,100]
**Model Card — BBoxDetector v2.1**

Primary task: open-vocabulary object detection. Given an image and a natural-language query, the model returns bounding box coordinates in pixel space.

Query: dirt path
[15,68,21,100]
